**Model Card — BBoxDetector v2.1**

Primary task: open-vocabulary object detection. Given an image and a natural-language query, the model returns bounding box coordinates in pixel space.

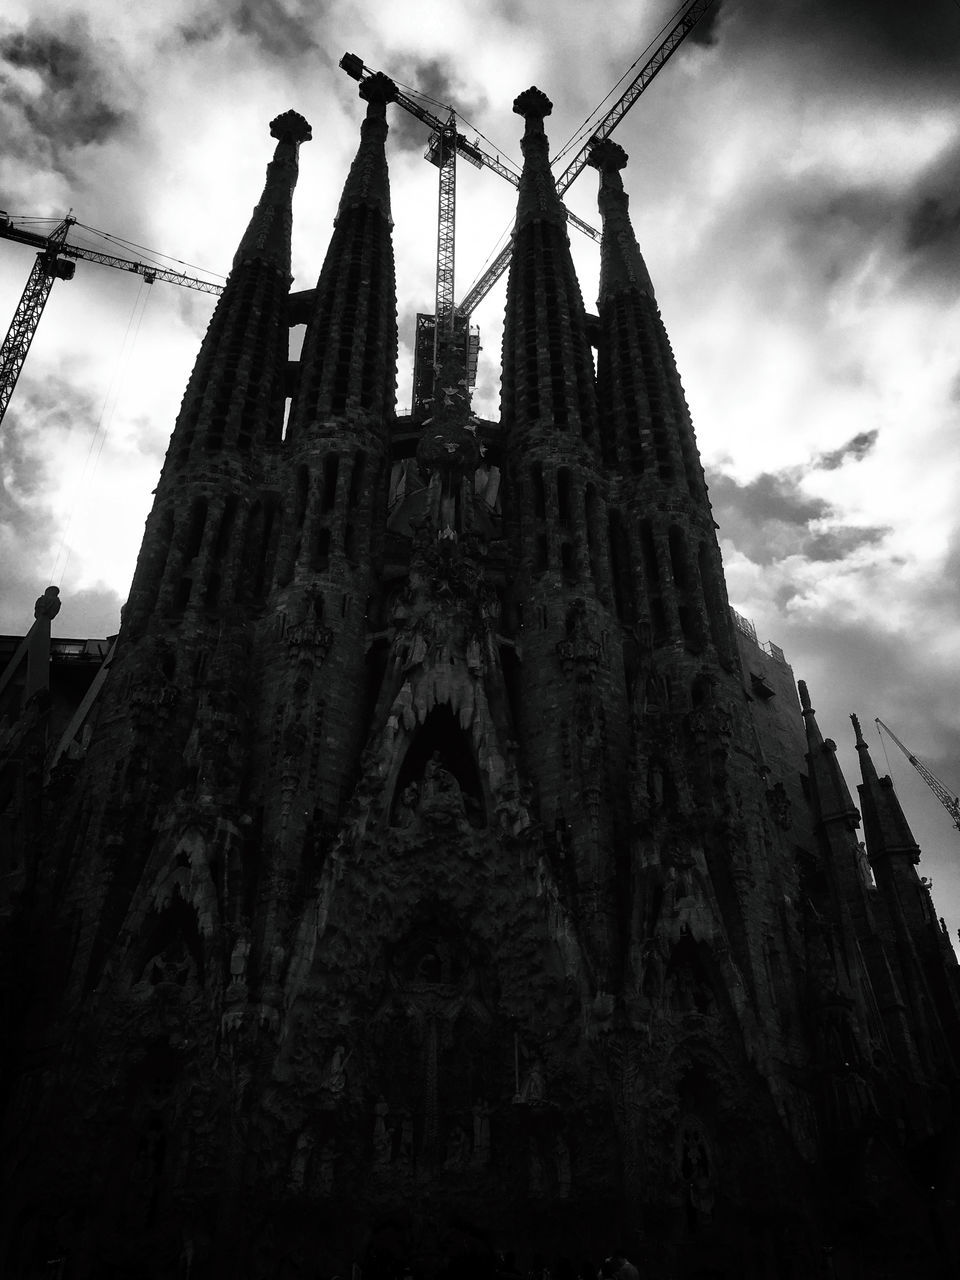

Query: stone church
[2,72,960,1280]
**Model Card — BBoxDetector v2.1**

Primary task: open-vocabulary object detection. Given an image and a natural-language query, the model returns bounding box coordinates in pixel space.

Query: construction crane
[876,718,960,835]
[0,212,223,431]
[457,0,718,316]
[339,52,601,417]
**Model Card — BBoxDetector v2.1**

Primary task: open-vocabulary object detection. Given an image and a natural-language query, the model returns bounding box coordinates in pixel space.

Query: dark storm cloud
[804,525,887,562]
[176,0,326,59]
[687,1,722,46]
[708,467,887,566]
[902,139,960,286]
[720,0,960,80]
[232,0,324,60]
[816,431,878,471]
[384,55,490,157]
[0,17,129,151]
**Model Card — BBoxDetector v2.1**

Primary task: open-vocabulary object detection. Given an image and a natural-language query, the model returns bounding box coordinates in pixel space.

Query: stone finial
[359,72,398,107]
[588,139,628,172]
[270,110,312,144]
[851,713,866,745]
[797,679,812,712]
[34,584,60,621]
[513,87,552,122]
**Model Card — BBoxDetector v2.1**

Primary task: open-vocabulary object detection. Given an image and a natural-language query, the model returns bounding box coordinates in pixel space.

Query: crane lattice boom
[876,718,960,835]
[0,213,224,431]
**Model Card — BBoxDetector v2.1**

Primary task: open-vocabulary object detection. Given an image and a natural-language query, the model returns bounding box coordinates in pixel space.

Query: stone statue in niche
[373,1096,391,1166]
[228,935,250,987]
[766,781,792,830]
[472,1097,491,1164]
[394,782,420,828]
[289,1129,313,1192]
[320,1044,350,1103]
[516,1057,546,1106]
[555,1132,571,1199]
[678,1118,715,1225]
[418,753,467,827]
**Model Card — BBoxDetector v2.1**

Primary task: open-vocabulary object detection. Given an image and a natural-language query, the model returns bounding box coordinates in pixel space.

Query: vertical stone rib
[287,73,398,444]
[500,88,597,446]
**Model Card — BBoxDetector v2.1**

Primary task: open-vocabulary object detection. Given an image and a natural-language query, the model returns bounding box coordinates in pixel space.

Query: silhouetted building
[2,81,960,1280]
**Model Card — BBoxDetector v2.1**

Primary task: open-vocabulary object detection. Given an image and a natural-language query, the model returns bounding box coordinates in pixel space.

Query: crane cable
[48,277,154,589]
[550,0,695,167]
[877,718,895,778]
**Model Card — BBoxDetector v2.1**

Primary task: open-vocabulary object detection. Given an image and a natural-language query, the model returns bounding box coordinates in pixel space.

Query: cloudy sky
[3,0,960,942]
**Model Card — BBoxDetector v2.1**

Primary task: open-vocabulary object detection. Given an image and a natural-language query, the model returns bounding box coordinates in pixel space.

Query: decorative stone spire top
[233,110,311,272]
[270,109,313,145]
[590,138,655,301]
[798,679,813,714]
[359,71,398,112]
[512,86,567,232]
[513,86,553,130]
[335,73,397,223]
[500,84,598,443]
[286,72,398,439]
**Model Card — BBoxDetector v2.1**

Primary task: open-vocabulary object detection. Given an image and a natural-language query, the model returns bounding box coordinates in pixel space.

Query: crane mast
[458,0,718,316]
[0,213,224,432]
[875,718,960,835]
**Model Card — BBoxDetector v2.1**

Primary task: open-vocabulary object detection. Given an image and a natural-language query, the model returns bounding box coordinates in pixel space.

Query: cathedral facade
[2,74,960,1280]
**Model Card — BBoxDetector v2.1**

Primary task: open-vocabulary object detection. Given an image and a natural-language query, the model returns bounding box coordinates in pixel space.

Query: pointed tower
[247,74,399,867]
[590,138,735,674]
[56,112,311,1000]
[500,93,629,996]
[125,109,311,633]
[852,713,960,1070]
[795,682,917,1092]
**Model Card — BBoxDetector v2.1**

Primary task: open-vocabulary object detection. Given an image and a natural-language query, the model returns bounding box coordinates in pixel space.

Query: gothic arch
[389,704,486,829]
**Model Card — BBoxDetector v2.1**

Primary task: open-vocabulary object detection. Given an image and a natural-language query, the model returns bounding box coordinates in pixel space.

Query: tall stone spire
[500,88,598,446]
[851,714,921,862]
[799,681,861,827]
[591,137,702,495]
[588,140,736,669]
[168,110,310,470]
[287,72,398,442]
[851,714,960,1068]
[125,110,310,631]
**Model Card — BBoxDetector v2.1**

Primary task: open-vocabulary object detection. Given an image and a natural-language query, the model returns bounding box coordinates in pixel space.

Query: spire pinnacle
[512,87,567,232]
[287,72,398,438]
[334,73,397,224]
[852,712,921,862]
[590,138,655,301]
[798,680,860,824]
[233,110,311,273]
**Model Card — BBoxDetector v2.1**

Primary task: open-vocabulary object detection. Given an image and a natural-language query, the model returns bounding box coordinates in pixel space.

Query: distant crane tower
[875,718,960,835]
[0,213,223,432]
